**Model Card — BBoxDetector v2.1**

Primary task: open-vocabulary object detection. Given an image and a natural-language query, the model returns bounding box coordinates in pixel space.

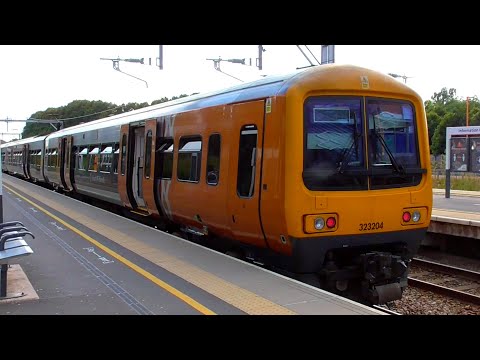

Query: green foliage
[151,97,170,105]
[425,87,479,155]
[22,100,117,138]
[432,174,480,191]
[21,94,194,139]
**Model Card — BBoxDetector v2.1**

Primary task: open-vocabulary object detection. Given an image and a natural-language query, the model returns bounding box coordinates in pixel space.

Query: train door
[62,136,74,191]
[23,144,31,179]
[227,100,267,248]
[119,125,133,209]
[142,119,158,216]
[118,123,147,211]
[133,126,146,208]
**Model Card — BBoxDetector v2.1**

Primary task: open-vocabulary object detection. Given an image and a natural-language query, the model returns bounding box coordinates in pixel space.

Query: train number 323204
[359,222,384,231]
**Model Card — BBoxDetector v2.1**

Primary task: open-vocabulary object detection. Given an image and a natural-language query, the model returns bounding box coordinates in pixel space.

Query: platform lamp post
[466,97,472,127]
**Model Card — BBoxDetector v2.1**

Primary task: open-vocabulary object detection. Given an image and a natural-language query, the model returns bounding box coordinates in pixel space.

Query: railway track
[408,258,480,306]
[373,305,401,315]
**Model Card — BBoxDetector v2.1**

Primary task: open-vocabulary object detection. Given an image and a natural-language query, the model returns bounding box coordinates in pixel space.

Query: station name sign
[447,126,480,136]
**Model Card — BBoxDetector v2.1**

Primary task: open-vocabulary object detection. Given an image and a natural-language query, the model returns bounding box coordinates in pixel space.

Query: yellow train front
[253,65,432,305]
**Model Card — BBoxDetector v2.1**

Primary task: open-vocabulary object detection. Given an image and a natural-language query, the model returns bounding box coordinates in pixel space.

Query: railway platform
[0,174,383,315]
[431,188,480,239]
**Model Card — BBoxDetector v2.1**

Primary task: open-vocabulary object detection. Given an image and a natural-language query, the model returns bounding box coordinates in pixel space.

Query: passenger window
[48,148,58,168]
[177,136,202,182]
[78,147,88,170]
[88,145,100,172]
[113,143,120,174]
[144,130,152,178]
[100,144,113,173]
[156,139,174,179]
[36,150,42,169]
[237,125,258,197]
[206,134,221,185]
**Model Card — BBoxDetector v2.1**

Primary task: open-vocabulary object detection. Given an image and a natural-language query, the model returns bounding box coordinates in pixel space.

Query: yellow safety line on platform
[4,184,216,315]
[4,179,296,315]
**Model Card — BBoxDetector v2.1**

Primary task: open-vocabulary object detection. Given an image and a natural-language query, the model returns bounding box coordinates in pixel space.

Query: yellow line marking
[4,184,216,315]
[4,178,296,315]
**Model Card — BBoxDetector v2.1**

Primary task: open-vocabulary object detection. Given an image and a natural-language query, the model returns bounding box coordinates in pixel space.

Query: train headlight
[314,218,325,230]
[412,211,421,222]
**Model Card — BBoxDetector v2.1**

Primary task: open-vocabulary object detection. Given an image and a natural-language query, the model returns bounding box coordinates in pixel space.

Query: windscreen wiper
[371,130,405,175]
[337,132,362,174]
[337,112,361,175]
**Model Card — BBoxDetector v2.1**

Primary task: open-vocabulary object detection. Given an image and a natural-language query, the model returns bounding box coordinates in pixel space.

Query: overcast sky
[1,45,478,141]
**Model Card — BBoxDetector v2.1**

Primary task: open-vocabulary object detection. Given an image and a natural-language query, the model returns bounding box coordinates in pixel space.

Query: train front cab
[282,67,433,304]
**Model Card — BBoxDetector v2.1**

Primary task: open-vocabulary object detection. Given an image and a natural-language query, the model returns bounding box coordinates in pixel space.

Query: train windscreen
[303,96,425,191]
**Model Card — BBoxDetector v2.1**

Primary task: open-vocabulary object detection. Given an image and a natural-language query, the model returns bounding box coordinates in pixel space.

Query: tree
[425,88,472,155]
[21,94,198,139]
[22,100,116,138]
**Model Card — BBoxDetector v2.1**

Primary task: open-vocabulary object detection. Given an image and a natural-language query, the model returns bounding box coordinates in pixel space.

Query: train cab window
[366,98,422,189]
[157,140,174,179]
[113,143,119,174]
[303,97,367,191]
[88,145,100,172]
[177,136,202,182]
[100,145,113,173]
[121,134,127,176]
[237,125,257,198]
[144,130,152,179]
[206,134,221,186]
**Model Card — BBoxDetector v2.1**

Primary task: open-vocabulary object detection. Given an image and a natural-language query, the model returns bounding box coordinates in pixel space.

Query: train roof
[0,135,47,149]
[45,68,305,140]
[3,64,421,144]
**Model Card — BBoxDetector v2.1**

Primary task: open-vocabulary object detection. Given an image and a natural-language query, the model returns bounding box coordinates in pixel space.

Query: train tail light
[304,214,338,233]
[326,217,336,228]
[401,207,427,226]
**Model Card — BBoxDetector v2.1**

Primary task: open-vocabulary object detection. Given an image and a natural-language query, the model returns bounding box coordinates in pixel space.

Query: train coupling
[360,252,408,304]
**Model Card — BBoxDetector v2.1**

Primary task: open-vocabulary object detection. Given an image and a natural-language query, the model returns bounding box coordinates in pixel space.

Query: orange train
[1,64,433,304]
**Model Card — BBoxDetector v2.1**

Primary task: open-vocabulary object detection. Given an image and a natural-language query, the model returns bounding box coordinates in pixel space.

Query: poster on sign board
[451,137,468,171]
[469,137,480,173]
